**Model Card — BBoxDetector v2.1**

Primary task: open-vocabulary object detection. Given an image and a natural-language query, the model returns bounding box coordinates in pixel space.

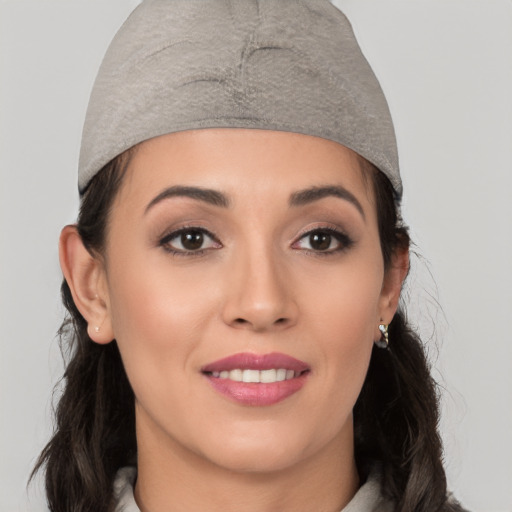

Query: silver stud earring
[375,323,389,349]
[94,326,100,333]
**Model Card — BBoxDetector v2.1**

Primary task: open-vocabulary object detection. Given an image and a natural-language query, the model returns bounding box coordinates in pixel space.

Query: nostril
[229,314,293,330]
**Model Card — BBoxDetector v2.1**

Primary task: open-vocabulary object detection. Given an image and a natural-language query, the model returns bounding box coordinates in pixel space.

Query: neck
[134,409,359,512]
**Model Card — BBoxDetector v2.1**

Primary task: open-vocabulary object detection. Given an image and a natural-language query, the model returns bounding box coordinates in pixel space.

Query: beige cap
[79,0,401,199]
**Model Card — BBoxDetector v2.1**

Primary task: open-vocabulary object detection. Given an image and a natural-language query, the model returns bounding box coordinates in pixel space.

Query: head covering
[78,0,401,200]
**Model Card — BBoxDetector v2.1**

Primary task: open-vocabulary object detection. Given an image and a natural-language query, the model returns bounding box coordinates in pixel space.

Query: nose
[221,246,298,332]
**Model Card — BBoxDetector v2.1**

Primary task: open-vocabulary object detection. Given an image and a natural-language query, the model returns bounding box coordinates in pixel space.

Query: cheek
[107,236,219,336]
[303,250,383,345]
[104,251,218,399]
[302,254,383,406]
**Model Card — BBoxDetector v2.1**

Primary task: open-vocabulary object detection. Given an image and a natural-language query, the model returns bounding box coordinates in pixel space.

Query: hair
[32,153,467,512]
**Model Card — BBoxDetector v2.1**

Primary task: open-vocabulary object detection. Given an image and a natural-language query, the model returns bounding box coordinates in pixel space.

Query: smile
[201,353,310,406]
[209,368,299,383]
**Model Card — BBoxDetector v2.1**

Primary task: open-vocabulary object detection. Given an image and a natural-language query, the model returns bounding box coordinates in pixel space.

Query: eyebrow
[145,183,364,218]
[289,185,365,219]
[145,185,230,213]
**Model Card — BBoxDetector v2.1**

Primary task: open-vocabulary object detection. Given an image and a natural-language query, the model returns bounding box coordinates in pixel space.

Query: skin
[60,129,408,512]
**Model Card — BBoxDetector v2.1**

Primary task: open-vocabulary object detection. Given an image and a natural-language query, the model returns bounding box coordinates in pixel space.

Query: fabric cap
[78,0,402,199]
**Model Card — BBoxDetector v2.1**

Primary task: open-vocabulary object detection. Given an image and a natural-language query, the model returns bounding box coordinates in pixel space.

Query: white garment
[112,466,394,512]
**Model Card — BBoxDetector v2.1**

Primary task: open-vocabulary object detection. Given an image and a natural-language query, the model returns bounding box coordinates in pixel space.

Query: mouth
[201,352,310,406]
[206,368,304,383]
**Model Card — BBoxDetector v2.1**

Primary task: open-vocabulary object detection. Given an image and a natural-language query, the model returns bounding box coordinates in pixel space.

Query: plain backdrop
[1,1,511,511]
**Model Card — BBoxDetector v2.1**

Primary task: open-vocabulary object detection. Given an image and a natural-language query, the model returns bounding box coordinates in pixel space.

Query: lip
[202,352,310,373]
[201,352,310,406]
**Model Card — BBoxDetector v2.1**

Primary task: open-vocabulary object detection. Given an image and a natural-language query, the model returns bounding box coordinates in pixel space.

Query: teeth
[230,369,243,381]
[260,369,277,383]
[276,369,287,381]
[212,368,299,383]
[242,369,259,383]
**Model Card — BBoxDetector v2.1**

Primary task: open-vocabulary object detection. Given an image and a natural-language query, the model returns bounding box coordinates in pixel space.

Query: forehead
[115,128,374,211]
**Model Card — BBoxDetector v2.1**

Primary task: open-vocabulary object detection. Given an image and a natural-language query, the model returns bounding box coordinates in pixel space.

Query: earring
[375,323,389,349]
[94,326,100,333]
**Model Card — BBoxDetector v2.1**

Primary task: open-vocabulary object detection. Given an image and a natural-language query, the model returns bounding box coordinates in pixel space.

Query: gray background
[1,1,511,510]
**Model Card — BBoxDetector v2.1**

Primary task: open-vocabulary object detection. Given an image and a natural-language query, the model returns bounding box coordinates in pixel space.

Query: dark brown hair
[32,154,467,512]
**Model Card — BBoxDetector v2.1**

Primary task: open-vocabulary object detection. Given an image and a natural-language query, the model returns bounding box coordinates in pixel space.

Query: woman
[33,1,467,511]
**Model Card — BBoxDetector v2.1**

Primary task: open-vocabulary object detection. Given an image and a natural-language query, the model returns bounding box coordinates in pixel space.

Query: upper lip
[201,352,310,373]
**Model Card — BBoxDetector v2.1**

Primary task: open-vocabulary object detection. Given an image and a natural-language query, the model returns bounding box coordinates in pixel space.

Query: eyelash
[292,227,354,256]
[159,227,221,257]
[158,226,354,257]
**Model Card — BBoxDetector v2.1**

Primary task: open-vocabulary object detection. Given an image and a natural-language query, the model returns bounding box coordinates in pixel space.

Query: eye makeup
[292,226,354,256]
[158,226,222,257]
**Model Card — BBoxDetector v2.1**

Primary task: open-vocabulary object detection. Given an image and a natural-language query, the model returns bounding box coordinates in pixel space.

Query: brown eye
[160,228,221,254]
[293,228,353,254]
[308,232,332,251]
[181,231,204,250]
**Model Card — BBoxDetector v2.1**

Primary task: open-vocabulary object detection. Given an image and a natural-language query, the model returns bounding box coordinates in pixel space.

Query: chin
[204,442,307,474]
[192,423,334,475]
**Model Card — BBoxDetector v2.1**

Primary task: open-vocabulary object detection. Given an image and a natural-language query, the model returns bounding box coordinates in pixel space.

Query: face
[98,129,398,474]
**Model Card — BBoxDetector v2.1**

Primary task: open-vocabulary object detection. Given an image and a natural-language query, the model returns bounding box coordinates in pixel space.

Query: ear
[59,225,114,344]
[375,245,409,338]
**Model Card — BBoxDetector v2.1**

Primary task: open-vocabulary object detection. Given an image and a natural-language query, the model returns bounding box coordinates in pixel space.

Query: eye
[160,228,221,254]
[293,228,353,254]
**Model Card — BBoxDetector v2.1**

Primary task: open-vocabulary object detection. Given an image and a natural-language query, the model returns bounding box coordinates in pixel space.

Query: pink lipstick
[201,352,310,406]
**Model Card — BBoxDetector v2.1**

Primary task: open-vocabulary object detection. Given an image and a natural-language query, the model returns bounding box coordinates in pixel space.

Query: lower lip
[204,373,309,406]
